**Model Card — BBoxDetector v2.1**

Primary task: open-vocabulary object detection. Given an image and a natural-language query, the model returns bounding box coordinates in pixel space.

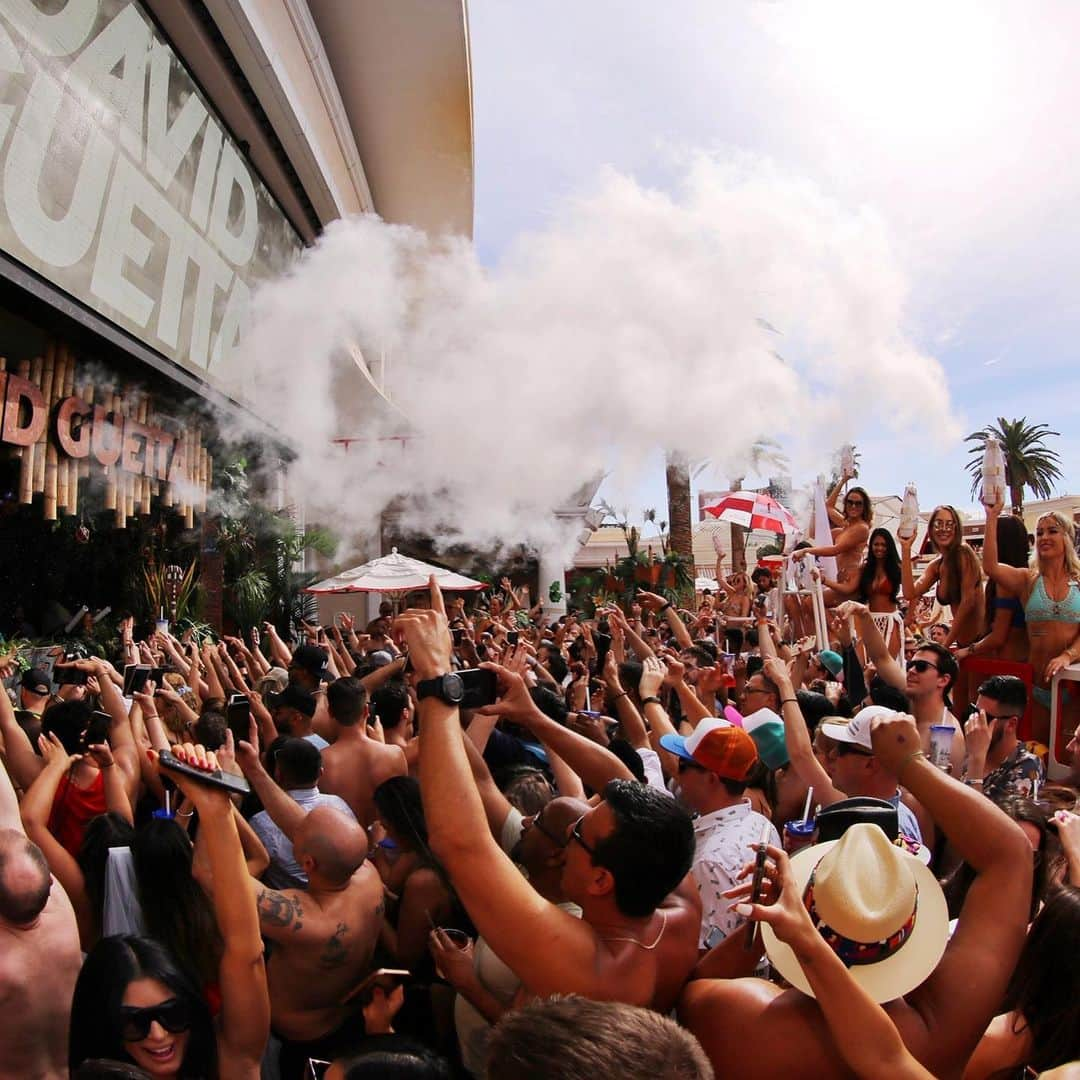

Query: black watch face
[442,673,465,704]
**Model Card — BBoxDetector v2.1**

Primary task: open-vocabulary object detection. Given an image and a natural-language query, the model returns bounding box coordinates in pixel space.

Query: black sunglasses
[844,497,864,506]
[569,816,597,858]
[529,811,567,849]
[907,659,940,674]
[118,998,191,1042]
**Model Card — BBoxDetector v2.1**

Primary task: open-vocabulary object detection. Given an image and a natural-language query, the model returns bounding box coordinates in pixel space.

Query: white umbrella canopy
[305,547,486,595]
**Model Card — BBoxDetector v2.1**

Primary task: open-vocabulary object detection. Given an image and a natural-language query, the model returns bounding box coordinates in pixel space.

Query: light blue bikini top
[1024,575,1080,624]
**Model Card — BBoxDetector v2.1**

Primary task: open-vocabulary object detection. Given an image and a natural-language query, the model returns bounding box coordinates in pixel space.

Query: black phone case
[158,749,251,796]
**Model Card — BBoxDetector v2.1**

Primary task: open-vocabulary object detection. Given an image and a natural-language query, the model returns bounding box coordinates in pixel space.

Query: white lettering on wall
[0,0,300,405]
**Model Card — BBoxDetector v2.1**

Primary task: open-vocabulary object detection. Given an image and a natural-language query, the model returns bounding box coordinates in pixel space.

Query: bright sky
[468,1,1080,526]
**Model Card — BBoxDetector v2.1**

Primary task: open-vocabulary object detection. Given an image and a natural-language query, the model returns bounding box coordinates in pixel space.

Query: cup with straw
[783,786,817,854]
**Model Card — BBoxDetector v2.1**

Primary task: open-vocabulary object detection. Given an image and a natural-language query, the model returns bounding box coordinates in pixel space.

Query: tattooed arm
[249,882,323,945]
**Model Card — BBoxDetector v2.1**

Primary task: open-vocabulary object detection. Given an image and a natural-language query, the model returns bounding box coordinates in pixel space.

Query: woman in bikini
[791,476,871,605]
[983,498,1080,747]
[901,505,984,650]
[824,527,903,658]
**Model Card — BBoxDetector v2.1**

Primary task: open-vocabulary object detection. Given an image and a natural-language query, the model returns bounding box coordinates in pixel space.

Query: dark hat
[21,667,51,696]
[290,644,328,680]
[268,683,317,718]
[815,797,899,844]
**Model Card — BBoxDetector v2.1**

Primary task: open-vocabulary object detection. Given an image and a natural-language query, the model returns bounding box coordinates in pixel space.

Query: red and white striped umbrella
[702,492,800,535]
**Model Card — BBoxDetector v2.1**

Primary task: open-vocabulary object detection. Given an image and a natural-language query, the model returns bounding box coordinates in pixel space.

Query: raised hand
[392,577,452,680]
[38,731,79,772]
[639,655,666,698]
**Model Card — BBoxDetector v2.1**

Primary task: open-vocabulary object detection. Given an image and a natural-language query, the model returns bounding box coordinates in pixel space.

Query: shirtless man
[679,711,1033,1079]
[319,676,407,825]
[235,740,385,1078]
[395,579,702,1013]
[0,758,81,1080]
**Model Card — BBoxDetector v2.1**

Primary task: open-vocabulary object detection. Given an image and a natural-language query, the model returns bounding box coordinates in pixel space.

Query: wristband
[641,696,663,708]
[658,602,672,615]
[964,777,984,787]
[611,690,629,701]
[780,698,798,706]
[896,748,926,783]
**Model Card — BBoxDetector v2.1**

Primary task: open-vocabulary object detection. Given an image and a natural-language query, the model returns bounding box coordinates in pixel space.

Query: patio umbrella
[702,492,800,536]
[305,548,486,597]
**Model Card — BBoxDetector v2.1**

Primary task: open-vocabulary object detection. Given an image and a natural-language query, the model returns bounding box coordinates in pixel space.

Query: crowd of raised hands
[1,565,1079,1080]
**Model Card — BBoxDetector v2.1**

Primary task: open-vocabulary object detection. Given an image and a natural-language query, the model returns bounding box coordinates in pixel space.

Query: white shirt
[691,801,780,950]
[250,786,355,889]
[637,747,673,797]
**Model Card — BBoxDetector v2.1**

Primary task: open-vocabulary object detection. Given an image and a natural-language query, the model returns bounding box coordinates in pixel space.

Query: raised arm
[164,752,269,1073]
[638,592,693,650]
[263,622,293,668]
[835,601,906,690]
[981,501,1032,594]
[872,716,1032,1074]
[900,536,940,623]
[235,737,306,841]
[762,658,843,806]
[401,580,605,998]
[0,683,44,788]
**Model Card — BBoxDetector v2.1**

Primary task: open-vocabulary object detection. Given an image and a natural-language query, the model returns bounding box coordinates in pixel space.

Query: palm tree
[665,452,693,559]
[964,417,1063,517]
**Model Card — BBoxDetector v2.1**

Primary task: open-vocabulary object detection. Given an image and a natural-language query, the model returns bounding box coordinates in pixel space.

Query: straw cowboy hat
[762,823,948,1003]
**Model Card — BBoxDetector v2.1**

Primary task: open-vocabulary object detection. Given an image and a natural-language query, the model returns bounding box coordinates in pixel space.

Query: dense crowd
[1,480,1080,1079]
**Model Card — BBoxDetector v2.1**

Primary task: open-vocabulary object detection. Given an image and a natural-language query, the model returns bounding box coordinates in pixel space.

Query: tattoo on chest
[257,888,304,931]
[319,922,350,970]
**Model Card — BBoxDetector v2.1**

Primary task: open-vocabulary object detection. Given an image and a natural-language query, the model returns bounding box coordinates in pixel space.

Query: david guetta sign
[0,0,301,406]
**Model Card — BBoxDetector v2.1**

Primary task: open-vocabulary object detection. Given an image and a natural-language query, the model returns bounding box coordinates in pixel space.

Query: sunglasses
[844,497,864,507]
[528,811,567,848]
[906,659,940,674]
[118,998,191,1042]
[568,816,597,858]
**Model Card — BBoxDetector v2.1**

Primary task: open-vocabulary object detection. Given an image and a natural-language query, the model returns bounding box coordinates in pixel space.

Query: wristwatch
[416,672,465,705]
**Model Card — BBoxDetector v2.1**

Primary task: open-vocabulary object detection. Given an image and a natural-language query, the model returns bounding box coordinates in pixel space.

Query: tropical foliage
[964,417,1063,516]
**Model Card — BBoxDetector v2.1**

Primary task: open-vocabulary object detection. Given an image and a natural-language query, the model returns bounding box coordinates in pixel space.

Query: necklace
[600,909,668,950]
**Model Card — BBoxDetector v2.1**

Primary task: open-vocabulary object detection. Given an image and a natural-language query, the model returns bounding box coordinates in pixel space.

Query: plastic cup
[436,928,470,949]
[783,819,816,854]
[155,618,169,636]
[928,725,955,770]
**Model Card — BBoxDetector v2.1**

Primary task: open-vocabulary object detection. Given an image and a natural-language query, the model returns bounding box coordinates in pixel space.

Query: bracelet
[658,602,672,614]
[641,696,663,707]
[964,777,984,787]
[177,809,194,818]
[780,698,799,706]
[896,748,926,783]
[611,690,629,700]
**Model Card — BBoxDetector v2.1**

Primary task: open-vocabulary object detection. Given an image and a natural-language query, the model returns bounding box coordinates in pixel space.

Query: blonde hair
[1034,512,1080,582]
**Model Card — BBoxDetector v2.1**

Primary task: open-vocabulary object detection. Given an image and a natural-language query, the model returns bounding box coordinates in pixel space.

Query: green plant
[142,561,199,622]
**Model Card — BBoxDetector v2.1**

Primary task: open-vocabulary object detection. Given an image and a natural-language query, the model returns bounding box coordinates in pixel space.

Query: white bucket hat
[762,822,948,1003]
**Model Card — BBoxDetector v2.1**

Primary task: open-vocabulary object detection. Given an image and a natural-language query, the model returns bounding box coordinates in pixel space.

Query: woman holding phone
[69,746,270,1079]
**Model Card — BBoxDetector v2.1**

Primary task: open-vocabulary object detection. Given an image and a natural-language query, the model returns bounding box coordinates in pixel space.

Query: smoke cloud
[234,152,957,564]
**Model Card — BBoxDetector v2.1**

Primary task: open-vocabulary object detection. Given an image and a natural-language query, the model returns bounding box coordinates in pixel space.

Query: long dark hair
[77,813,136,927]
[984,514,1030,629]
[1002,884,1080,1072]
[131,819,222,989]
[857,528,901,603]
[69,935,216,1075]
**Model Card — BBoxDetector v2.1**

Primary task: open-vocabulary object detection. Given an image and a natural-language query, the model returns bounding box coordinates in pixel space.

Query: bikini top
[1024,575,1080,624]
[992,595,1026,630]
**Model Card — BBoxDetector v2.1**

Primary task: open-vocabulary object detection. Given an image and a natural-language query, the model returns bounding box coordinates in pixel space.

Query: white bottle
[980,437,1006,508]
[898,483,919,541]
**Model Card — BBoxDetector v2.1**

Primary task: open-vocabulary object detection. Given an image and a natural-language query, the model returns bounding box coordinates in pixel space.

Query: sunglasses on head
[118,998,191,1042]
[907,659,940,674]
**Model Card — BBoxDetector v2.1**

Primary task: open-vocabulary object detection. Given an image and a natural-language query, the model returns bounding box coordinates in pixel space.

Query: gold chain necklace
[600,909,668,950]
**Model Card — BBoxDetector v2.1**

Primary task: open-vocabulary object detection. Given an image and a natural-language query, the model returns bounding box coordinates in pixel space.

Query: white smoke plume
[235,152,958,564]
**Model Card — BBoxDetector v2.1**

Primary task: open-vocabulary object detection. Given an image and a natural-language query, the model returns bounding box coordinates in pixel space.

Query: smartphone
[506,630,520,646]
[157,748,251,796]
[451,628,464,646]
[54,666,89,686]
[343,967,410,1005]
[458,667,498,710]
[226,694,252,746]
[123,664,153,696]
[82,710,112,750]
[593,632,612,671]
[151,667,171,686]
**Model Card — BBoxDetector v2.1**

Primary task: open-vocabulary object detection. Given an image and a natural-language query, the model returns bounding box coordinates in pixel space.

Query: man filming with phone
[394,578,702,1014]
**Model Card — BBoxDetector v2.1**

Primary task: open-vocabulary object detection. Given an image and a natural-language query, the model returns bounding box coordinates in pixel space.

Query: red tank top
[48,769,107,856]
